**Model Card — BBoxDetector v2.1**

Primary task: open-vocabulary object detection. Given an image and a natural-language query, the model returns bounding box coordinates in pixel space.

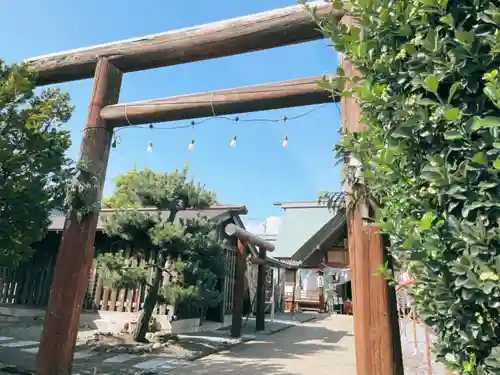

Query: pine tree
[97,167,225,342]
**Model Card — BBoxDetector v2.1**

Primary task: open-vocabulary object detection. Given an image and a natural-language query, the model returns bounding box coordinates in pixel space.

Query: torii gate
[23,2,402,375]
[224,223,276,337]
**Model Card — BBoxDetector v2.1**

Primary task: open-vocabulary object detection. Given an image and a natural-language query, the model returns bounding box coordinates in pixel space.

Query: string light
[282,115,288,149]
[111,102,333,152]
[147,124,154,152]
[282,136,289,149]
[230,136,237,148]
[187,121,196,152]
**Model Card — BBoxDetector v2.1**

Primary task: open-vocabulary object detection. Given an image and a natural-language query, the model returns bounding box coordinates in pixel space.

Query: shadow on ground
[173,315,355,375]
[0,310,101,342]
[224,322,349,360]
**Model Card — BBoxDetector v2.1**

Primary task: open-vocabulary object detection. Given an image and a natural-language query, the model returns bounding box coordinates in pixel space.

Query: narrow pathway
[171,314,356,375]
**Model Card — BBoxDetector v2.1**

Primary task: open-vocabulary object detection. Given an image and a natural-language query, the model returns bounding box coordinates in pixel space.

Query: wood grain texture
[100,75,336,127]
[26,2,340,85]
[256,247,267,331]
[341,49,403,373]
[230,239,246,338]
[36,59,122,375]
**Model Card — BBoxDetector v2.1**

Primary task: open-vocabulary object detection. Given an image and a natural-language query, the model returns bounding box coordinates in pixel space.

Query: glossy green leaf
[419,98,439,106]
[444,130,464,140]
[471,152,488,165]
[440,14,454,26]
[424,75,440,93]
[447,82,461,103]
[418,212,435,232]
[444,107,461,121]
[455,30,474,46]
[472,116,500,130]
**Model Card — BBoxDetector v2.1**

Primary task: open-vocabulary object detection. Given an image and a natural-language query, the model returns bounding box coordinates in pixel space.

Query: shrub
[312,0,500,373]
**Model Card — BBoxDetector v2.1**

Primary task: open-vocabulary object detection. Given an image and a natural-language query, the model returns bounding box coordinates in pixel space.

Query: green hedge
[312,0,500,373]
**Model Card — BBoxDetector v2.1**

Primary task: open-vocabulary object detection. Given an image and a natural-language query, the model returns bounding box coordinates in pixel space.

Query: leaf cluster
[164,218,226,307]
[96,252,148,289]
[311,0,500,373]
[0,61,74,267]
[101,166,216,212]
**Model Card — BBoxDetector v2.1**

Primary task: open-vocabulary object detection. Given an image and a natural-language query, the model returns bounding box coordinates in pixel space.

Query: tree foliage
[313,0,500,373]
[96,167,225,341]
[101,169,143,209]
[0,61,74,268]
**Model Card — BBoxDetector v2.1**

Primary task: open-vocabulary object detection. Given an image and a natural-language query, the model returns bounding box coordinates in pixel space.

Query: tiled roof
[48,205,247,231]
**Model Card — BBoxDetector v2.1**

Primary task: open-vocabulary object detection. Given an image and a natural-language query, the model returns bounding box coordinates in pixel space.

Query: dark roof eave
[48,205,247,232]
[290,208,347,262]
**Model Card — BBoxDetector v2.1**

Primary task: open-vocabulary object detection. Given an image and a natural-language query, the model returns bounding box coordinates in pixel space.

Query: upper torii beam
[25,2,340,86]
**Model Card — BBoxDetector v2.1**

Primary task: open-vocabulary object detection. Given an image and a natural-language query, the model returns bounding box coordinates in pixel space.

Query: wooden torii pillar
[225,223,275,336]
[36,59,122,375]
[339,49,404,375]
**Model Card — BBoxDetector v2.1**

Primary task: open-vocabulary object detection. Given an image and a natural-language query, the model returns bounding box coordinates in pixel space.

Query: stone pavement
[0,312,324,375]
[0,313,447,375]
[169,314,356,375]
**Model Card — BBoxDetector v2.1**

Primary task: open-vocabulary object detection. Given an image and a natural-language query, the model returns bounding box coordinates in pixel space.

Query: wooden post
[230,239,246,338]
[340,51,402,375]
[270,268,276,321]
[36,58,122,375]
[425,326,433,375]
[256,246,267,331]
[292,269,297,313]
[412,309,418,353]
[319,286,325,312]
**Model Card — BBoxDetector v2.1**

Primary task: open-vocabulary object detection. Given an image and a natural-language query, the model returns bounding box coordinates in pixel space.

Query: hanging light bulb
[230,136,237,148]
[282,136,289,149]
[188,139,195,152]
[146,142,153,152]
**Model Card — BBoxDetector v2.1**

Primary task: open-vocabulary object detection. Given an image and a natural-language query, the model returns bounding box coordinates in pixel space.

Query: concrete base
[0,305,233,335]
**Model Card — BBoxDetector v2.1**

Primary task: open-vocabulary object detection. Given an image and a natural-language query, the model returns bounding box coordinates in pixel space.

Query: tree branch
[145,263,173,276]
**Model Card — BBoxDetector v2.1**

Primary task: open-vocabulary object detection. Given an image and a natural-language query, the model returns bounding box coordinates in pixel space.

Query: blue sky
[1,0,342,225]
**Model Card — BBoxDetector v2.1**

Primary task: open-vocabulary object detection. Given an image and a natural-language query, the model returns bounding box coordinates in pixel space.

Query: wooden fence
[0,240,57,306]
[0,231,236,319]
[86,242,162,314]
